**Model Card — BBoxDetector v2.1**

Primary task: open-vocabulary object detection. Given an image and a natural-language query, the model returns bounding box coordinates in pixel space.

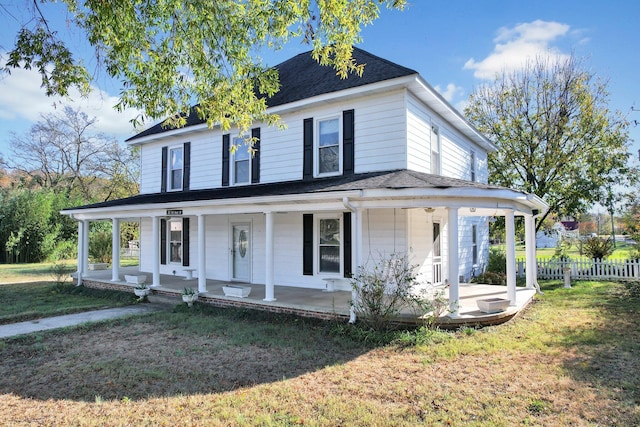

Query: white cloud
[434,83,464,103]
[0,64,142,140]
[464,20,571,80]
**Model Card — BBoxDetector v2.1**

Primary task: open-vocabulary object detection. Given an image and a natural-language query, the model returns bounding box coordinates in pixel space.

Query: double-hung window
[431,125,441,175]
[168,218,183,264]
[169,146,183,191]
[470,150,476,182]
[317,117,341,175]
[233,137,250,185]
[318,216,341,274]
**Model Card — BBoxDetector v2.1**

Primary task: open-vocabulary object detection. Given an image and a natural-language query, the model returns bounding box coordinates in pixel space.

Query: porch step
[147,293,182,306]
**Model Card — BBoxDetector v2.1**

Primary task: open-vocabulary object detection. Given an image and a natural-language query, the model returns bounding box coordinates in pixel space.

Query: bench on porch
[183,268,196,280]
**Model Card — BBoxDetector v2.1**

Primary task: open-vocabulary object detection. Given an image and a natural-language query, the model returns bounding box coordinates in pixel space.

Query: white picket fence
[516,258,640,281]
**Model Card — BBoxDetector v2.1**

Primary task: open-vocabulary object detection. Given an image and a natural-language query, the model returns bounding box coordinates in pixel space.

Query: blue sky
[1,0,639,162]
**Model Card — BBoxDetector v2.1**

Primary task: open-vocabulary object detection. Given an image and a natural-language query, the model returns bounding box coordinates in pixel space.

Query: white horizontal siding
[354,91,407,172]
[441,129,470,180]
[406,93,432,174]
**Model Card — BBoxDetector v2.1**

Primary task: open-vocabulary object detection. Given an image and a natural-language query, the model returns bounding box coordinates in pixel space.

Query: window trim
[231,137,252,186]
[314,115,342,177]
[168,145,184,191]
[167,217,183,265]
[470,150,476,182]
[315,214,343,276]
[431,125,441,175]
[472,224,478,265]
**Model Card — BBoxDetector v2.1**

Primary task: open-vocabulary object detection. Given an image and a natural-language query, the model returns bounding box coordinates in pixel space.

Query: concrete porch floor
[80,266,537,327]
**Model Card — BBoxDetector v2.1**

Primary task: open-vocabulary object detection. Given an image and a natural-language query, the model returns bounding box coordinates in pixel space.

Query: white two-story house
[63,48,547,317]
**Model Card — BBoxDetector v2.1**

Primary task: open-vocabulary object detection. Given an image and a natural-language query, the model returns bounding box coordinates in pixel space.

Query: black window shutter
[303,214,313,275]
[343,109,354,175]
[161,147,168,193]
[183,142,191,191]
[160,218,167,265]
[343,212,352,278]
[251,127,260,183]
[182,217,190,267]
[303,118,313,180]
[222,134,230,186]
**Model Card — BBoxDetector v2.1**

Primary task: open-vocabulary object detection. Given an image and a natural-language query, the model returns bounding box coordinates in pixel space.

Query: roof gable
[127,47,417,142]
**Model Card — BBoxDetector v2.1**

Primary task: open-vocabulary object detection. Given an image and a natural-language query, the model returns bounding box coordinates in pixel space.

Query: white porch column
[81,220,90,277]
[350,208,363,323]
[264,211,276,301]
[111,218,121,282]
[505,210,517,305]
[524,214,536,289]
[76,221,85,286]
[447,207,460,317]
[197,214,207,293]
[151,216,161,287]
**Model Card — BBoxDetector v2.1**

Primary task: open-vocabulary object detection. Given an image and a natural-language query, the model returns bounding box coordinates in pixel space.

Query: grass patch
[0,259,139,284]
[0,282,137,325]
[0,280,638,425]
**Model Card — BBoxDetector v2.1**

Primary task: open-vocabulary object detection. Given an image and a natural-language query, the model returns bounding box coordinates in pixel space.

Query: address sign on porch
[166,209,183,215]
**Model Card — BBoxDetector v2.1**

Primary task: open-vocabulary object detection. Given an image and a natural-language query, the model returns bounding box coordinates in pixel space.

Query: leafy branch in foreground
[4,0,406,135]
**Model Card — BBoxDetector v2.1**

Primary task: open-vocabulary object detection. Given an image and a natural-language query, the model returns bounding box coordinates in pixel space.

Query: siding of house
[406,92,432,174]
[137,90,410,193]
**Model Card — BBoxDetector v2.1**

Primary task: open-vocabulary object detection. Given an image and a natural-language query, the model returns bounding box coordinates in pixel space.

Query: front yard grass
[0,281,138,325]
[0,280,638,426]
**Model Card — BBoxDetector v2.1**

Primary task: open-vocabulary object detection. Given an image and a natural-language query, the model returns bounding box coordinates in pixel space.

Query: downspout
[342,197,358,323]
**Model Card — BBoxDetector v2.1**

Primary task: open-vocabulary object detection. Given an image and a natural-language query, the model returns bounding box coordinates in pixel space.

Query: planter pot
[182,294,198,307]
[134,288,150,298]
[222,285,251,298]
[88,262,109,271]
[125,275,147,285]
[477,298,510,314]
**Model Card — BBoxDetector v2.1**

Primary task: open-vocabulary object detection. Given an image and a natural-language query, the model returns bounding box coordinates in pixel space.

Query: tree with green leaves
[5,0,405,134]
[465,53,636,230]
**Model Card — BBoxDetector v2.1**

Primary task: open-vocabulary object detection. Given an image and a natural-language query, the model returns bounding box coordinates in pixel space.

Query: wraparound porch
[78,266,537,328]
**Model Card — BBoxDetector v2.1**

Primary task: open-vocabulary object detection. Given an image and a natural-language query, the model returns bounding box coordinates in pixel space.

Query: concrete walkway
[0,304,166,339]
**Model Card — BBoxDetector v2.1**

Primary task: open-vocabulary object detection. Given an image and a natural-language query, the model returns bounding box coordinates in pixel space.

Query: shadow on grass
[546,280,640,406]
[0,304,372,402]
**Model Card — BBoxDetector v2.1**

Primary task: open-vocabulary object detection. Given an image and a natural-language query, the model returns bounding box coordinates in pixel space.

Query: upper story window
[317,117,341,176]
[431,125,441,175]
[169,146,183,191]
[232,137,251,185]
[470,150,476,182]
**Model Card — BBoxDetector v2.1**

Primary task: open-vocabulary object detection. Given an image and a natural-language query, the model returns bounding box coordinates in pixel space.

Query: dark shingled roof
[64,169,503,211]
[127,47,417,142]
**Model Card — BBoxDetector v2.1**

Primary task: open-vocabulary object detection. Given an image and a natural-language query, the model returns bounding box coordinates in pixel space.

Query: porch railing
[516,257,640,281]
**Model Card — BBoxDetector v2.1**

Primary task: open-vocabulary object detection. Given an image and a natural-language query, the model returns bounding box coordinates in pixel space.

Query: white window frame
[315,115,342,177]
[431,125,441,175]
[231,137,251,185]
[315,214,343,276]
[472,224,478,265]
[470,150,476,182]
[167,217,183,265]
[168,145,184,191]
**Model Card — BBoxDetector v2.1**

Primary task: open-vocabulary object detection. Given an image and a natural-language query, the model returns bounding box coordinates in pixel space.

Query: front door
[232,224,250,281]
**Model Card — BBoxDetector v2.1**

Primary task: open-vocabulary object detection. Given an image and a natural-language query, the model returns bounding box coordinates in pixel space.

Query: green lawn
[0,258,139,284]
[505,241,635,260]
[0,281,137,325]
[0,279,638,425]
